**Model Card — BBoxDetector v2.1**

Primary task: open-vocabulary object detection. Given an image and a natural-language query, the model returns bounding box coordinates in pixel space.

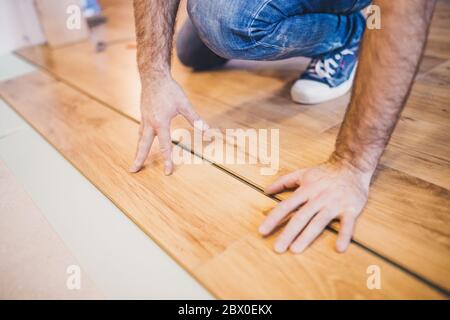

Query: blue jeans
[186,0,371,61]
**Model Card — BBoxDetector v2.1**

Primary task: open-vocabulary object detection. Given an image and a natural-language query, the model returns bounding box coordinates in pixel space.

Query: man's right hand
[129,76,208,175]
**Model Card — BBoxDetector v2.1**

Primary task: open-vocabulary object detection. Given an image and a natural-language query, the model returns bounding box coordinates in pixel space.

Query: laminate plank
[15,4,450,291]
[417,60,450,88]
[0,71,444,299]
[17,42,142,120]
[90,0,136,43]
[425,0,450,59]
[380,63,450,188]
[418,56,448,75]
[197,234,441,300]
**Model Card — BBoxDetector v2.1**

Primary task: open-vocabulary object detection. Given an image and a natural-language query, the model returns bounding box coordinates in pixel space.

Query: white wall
[0,0,45,55]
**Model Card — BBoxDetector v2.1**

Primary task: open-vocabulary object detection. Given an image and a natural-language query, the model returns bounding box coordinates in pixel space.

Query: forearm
[333,0,436,176]
[133,0,180,82]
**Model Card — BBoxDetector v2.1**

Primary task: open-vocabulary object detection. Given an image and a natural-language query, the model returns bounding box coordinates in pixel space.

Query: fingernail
[274,242,286,254]
[258,224,269,235]
[129,164,139,173]
[336,242,346,253]
[164,162,172,175]
[264,186,274,194]
[290,245,303,254]
[258,224,270,235]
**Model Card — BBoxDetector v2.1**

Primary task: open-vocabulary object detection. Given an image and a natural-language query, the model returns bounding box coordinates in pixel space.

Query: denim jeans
[187,0,372,61]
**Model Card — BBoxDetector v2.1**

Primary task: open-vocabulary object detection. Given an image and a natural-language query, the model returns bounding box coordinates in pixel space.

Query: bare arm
[131,0,207,174]
[333,0,437,176]
[260,0,437,254]
[133,0,179,78]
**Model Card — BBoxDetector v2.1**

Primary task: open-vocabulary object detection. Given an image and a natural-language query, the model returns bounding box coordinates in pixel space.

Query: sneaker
[291,46,359,104]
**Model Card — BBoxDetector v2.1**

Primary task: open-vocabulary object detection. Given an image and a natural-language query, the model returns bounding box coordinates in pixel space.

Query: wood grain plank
[418,56,447,76]
[417,60,450,88]
[425,0,450,59]
[0,71,444,299]
[90,0,136,43]
[197,234,442,300]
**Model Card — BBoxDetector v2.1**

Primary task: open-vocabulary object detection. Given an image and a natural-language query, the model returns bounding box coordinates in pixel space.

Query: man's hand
[129,77,207,175]
[131,0,208,174]
[259,159,371,254]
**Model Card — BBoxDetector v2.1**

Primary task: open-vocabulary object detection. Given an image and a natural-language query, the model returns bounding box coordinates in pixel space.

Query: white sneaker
[291,46,359,105]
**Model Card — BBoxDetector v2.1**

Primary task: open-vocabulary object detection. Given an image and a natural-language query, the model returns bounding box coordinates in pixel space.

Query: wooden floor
[1,0,449,298]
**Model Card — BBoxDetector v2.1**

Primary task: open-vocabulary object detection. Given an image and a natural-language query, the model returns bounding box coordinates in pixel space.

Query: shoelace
[308,49,355,80]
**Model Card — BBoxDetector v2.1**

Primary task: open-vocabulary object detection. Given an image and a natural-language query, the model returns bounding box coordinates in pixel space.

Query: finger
[265,170,305,195]
[258,188,308,236]
[157,126,174,175]
[179,103,209,131]
[336,214,356,253]
[129,126,155,173]
[290,207,337,254]
[273,199,323,253]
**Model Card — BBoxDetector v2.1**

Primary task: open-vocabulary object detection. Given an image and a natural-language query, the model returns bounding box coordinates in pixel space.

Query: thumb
[179,103,209,131]
[336,215,356,253]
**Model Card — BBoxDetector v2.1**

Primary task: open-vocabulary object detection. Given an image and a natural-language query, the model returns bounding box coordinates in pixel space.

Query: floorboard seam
[418,59,449,77]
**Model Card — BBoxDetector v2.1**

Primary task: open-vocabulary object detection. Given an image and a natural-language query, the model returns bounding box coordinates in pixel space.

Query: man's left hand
[259,159,372,254]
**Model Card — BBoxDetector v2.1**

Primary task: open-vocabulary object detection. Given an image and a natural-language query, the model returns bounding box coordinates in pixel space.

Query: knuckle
[159,145,172,154]
[152,121,164,130]
[292,211,307,224]
[295,169,304,179]
[318,215,330,226]
[341,230,352,238]
[265,217,276,226]
[142,120,152,129]
[278,201,291,212]
[178,102,191,111]
[324,207,337,218]
[344,208,359,219]
[315,191,330,203]
[310,225,322,234]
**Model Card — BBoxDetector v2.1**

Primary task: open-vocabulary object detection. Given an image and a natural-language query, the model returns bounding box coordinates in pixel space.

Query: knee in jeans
[187,0,257,59]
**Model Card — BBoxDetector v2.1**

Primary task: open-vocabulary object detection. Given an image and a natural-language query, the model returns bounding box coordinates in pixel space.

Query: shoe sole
[290,64,357,105]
